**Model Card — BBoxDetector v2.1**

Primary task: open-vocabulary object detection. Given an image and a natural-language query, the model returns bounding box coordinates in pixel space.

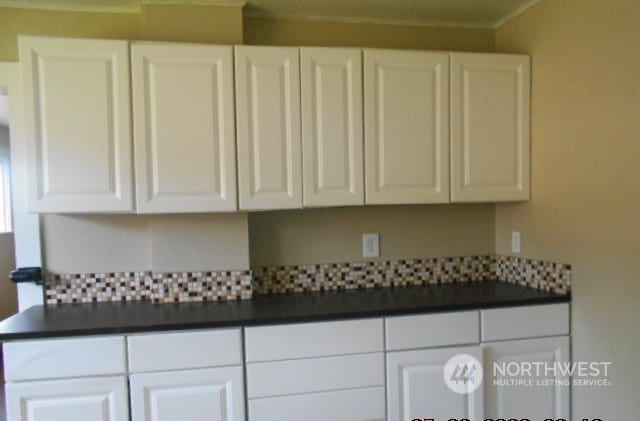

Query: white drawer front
[128,329,242,373]
[248,386,386,421]
[385,311,479,351]
[247,353,384,398]
[481,304,570,342]
[3,336,126,381]
[245,318,383,362]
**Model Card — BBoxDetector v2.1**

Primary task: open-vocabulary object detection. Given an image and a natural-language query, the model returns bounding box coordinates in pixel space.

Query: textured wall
[494,0,640,418]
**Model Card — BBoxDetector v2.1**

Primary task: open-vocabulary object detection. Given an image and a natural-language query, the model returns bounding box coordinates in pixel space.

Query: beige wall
[0,4,243,61]
[0,233,17,319]
[495,0,640,418]
[243,17,494,52]
[250,205,494,266]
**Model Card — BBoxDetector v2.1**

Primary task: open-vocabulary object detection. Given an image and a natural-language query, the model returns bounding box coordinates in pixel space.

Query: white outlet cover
[362,233,380,258]
[511,231,521,254]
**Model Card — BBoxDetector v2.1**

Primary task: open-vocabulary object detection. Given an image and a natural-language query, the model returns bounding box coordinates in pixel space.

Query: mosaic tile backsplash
[45,270,252,305]
[45,255,570,305]
[253,255,571,296]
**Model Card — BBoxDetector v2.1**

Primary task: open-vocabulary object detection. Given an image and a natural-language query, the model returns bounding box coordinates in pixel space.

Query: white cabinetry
[364,49,450,204]
[450,53,531,202]
[20,36,133,212]
[385,312,483,421]
[6,376,129,421]
[235,46,302,210]
[130,367,244,421]
[4,336,129,421]
[483,336,570,420]
[245,318,385,421]
[300,47,364,207]
[131,43,237,213]
[128,329,245,421]
[387,346,484,421]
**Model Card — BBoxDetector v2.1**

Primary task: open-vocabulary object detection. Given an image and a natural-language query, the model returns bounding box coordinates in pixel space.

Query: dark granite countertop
[0,281,570,341]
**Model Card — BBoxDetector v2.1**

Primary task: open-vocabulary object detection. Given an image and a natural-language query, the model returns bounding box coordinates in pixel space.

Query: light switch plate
[362,233,380,258]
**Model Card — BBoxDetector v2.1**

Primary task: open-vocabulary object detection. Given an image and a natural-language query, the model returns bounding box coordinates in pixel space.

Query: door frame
[0,62,43,310]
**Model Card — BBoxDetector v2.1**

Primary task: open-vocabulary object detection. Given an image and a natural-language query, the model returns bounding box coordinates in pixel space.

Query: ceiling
[243,0,540,28]
[0,95,8,127]
[0,0,539,28]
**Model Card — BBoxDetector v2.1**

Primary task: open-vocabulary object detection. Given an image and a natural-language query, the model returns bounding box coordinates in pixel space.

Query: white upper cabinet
[364,49,450,205]
[450,53,531,202]
[234,46,302,210]
[20,36,133,213]
[300,47,364,207]
[131,43,237,213]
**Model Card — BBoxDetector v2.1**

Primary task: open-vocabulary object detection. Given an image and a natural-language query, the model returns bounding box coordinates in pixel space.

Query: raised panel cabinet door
[483,336,570,420]
[6,376,129,421]
[450,53,531,202]
[387,346,483,421]
[235,46,302,210]
[364,49,450,204]
[301,47,364,207]
[131,43,237,213]
[19,36,133,213]
[130,367,245,421]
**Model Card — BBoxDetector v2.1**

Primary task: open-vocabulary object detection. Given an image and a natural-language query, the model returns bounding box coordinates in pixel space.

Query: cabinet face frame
[300,47,364,207]
[364,49,451,205]
[234,46,302,211]
[450,52,531,202]
[131,42,237,213]
[20,36,134,213]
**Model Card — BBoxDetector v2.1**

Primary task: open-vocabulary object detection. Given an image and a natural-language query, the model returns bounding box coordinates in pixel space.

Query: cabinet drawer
[247,353,384,398]
[385,311,479,351]
[3,336,126,381]
[248,386,386,421]
[245,318,383,362]
[128,328,241,373]
[481,304,570,342]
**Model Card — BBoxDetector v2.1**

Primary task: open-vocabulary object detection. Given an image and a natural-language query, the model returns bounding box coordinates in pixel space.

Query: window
[0,147,11,232]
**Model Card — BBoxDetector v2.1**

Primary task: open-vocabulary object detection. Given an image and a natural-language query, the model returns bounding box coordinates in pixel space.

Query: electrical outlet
[362,233,380,258]
[512,231,521,254]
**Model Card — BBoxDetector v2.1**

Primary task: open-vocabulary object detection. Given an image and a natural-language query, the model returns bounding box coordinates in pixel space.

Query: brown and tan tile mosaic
[494,255,571,295]
[252,255,571,296]
[44,255,570,305]
[252,256,495,294]
[45,270,252,305]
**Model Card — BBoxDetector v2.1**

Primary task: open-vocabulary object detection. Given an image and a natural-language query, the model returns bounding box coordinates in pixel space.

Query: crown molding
[0,0,245,13]
[243,11,496,30]
[492,0,540,28]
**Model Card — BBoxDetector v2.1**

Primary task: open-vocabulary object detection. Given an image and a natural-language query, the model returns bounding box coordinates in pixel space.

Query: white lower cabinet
[387,346,484,421]
[248,387,386,421]
[6,376,129,421]
[130,366,245,421]
[483,336,571,420]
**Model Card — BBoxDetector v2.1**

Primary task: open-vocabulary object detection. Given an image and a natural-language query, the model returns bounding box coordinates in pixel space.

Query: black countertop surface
[0,281,570,341]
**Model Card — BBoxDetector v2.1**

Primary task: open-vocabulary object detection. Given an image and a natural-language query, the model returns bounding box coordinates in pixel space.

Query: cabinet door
[131,43,237,213]
[235,46,302,210]
[301,47,363,207]
[364,49,449,204]
[483,336,570,420]
[6,376,128,421]
[387,346,483,421]
[19,36,133,213]
[130,366,245,421]
[450,53,530,202]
